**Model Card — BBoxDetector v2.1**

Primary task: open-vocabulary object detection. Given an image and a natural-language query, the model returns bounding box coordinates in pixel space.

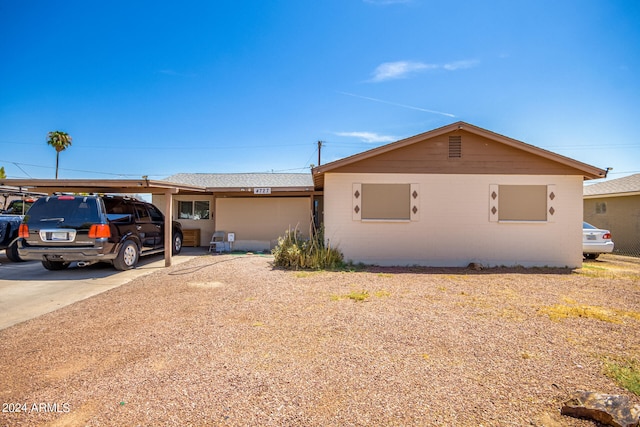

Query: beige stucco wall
[154,194,312,251]
[153,194,216,246]
[216,197,311,251]
[324,173,584,267]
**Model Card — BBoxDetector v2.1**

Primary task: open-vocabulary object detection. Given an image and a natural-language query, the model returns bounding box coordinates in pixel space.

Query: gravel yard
[1,253,639,426]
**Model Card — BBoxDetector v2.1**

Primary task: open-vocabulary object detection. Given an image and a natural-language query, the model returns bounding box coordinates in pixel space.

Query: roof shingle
[163,173,314,189]
[583,173,640,196]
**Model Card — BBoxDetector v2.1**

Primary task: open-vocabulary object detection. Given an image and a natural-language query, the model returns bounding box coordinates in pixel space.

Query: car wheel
[42,260,70,270]
[172,232,183,255]
[114,240,139,271]
[5,240,25,262]
[584,253,599,260]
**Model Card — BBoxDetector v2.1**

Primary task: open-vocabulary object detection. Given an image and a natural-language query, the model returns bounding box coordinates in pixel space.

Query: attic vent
[449,136,462,158]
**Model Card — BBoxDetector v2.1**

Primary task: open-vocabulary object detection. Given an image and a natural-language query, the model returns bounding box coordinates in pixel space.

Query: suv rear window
[25,197,101,228]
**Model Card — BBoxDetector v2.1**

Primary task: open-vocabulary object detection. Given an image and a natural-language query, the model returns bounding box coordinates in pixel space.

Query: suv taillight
[89,224,111,238]
[18,224,29,238]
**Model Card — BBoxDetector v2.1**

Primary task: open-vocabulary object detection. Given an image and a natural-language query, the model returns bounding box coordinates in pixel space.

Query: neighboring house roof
[583,173,640,198]
[164,173,314,192]
[312,121,607,188]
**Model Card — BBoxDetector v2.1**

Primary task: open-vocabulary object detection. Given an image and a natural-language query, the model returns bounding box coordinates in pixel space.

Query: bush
[272,226,343,270]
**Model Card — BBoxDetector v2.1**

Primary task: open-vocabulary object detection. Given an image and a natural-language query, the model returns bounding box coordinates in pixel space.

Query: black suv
[18,195,183,271]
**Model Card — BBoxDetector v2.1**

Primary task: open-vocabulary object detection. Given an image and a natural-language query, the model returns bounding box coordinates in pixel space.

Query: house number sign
[254,187,271,195]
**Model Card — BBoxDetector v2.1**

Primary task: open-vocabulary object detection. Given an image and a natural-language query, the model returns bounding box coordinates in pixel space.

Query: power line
[0,141,322,178]
[0,159,162,178]
[12,162,33,179]
[0,140,312,151]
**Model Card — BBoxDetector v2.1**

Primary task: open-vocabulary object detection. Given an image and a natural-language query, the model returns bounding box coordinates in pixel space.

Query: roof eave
[206,186,315,193]
[584,191,640,199]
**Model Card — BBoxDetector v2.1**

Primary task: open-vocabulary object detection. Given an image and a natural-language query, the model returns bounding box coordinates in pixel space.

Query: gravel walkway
[1,253,639,426]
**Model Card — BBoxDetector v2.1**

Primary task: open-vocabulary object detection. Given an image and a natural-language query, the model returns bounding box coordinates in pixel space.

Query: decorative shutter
[547,185,556,222]
[352,183,362,221]
[410,183,420,221]
[489,184,499,222]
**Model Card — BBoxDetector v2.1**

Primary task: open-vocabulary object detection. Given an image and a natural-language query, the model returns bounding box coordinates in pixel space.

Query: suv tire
[42,260,70,271]
[114,240,139,271]
[172,232,183,255]
[6,240,24,262]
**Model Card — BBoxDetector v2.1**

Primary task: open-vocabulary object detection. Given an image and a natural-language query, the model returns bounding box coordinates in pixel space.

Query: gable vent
[449,136,462,158]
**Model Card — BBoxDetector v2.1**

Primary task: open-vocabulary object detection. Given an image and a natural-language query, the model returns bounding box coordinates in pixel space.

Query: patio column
[164,188,178,267]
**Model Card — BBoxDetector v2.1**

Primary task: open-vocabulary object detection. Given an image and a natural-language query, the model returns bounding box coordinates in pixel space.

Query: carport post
[164,188,178,267]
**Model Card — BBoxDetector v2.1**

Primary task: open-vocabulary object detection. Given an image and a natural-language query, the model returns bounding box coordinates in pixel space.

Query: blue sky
[1,0,639,182]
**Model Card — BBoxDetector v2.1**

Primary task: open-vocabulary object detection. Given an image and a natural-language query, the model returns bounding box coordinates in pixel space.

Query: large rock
[561,391,640,427]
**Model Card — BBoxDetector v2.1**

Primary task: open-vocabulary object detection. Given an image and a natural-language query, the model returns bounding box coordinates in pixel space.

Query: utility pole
[317,140,323,166]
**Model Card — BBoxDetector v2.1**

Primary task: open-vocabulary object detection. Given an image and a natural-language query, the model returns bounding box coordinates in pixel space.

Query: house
[584,173,640,256]
[153,173,316,252]
[2,122,606,267]
[312,121,606,268]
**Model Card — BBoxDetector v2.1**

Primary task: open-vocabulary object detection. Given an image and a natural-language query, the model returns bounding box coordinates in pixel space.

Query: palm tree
[47,131,72,179]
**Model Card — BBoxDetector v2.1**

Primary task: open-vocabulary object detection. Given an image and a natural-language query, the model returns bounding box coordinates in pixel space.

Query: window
[490,185,550,222]
[135,204,150,221]
[361,184,410,220]
[596,202,607,214]
[178,200,210,220]
[353,183,419,221]
[147,204,164,222]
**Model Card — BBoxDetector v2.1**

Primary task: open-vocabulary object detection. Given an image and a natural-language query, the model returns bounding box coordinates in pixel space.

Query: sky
[1,0,639,183]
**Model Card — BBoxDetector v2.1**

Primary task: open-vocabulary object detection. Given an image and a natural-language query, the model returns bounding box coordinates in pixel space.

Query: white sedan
[583,222,614,259]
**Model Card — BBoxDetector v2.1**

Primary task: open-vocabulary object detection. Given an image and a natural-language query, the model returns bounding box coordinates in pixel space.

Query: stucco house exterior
[584,173,640,256]
[312,121,606,268]
[153,173,316,252]
[1,122,609,267]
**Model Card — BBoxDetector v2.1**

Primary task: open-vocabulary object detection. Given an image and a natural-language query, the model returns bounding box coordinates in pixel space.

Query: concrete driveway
[0,247,203,330]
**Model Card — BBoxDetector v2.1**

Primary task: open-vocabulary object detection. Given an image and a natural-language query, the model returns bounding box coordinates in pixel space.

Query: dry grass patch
[539,300,640,324]
[577,255,640,280]
[373,289,391,298]
[330,289,370,301]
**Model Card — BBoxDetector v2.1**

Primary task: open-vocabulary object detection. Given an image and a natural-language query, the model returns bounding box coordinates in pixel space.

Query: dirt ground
[1,253,639,426]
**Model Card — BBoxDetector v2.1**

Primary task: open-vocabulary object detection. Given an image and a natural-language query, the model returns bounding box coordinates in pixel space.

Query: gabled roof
[584,173,640,198]
[312,121,607,188]
[164,173,314,192]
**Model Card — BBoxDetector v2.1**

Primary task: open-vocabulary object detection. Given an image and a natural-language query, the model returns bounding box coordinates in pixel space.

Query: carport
[0,179,206,267]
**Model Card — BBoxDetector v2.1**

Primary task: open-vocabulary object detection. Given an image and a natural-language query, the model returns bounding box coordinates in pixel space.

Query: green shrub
[272,226,343,270]
[604,357,640,396]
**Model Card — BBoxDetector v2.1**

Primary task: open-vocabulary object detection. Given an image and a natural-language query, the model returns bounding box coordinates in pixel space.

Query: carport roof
[0,178,207,195]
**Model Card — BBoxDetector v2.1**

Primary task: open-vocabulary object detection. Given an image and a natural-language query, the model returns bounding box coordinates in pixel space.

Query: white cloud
[368,59,479,82]
[369,61,434,82]
[335,131,397,143]
[442,60,479,71]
